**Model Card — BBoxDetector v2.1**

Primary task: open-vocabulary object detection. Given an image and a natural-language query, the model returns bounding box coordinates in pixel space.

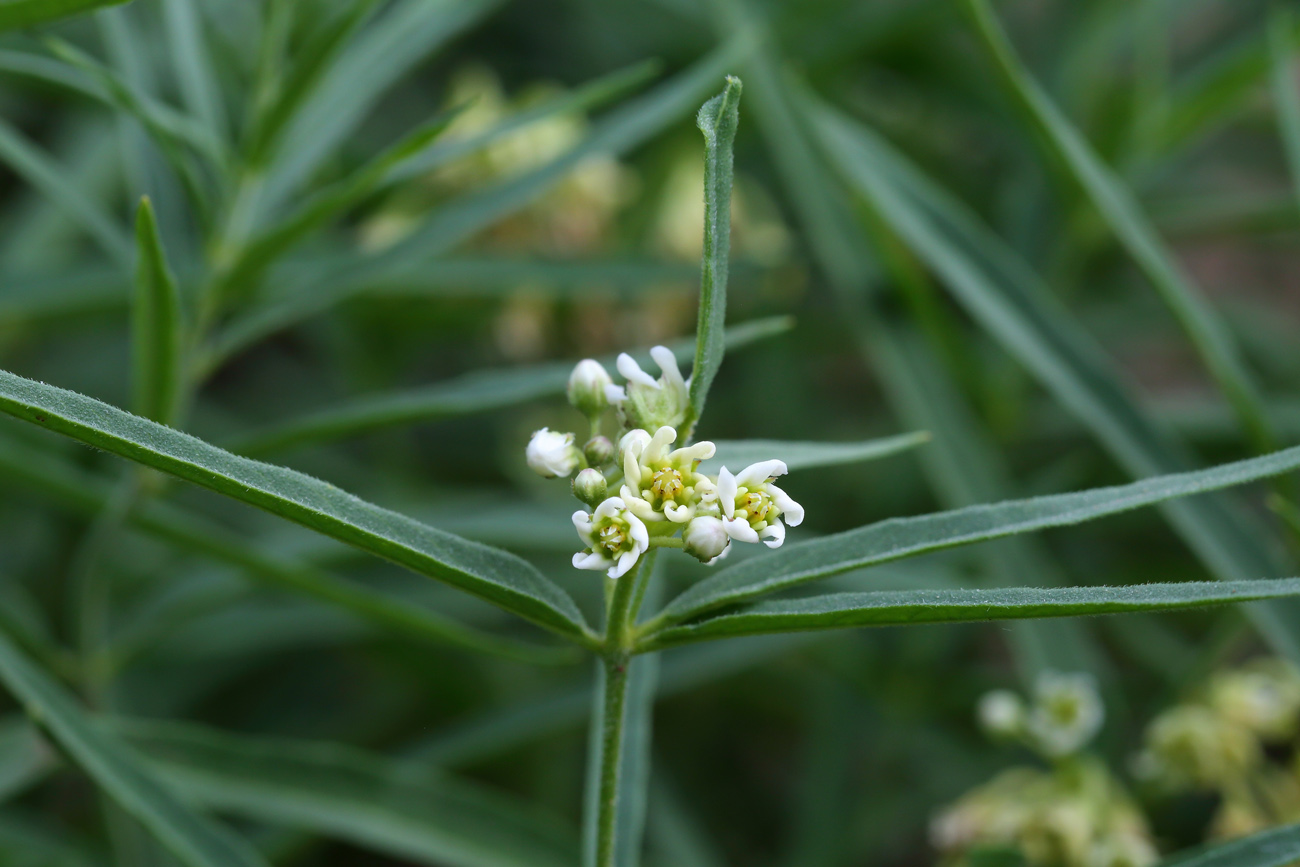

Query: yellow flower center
[597,522,627,556]
[738,490,774,525]
[649,467,685,503]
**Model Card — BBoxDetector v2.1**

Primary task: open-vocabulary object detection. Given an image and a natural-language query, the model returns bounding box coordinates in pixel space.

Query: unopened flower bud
[526,428,581,478]
[684,515,729,564]
[567,359,612,416]
[573,468,608,507]
[977,690,1025,738]
[584,435,614,467]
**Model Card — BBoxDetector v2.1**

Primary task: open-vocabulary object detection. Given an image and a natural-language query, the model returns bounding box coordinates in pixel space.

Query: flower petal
[573,551,611,571]
[723,517,760,544]
[716,467,737,518]
[736,460,788,488]
[595,496,626,520]
[761,519,786,548]
[604,383,627,404]
[617,353,658,388]
[650,345,686,391]
[769,483,804,527]
[610,548,641,579]
[627,512,650,551]
[646,426,677,462]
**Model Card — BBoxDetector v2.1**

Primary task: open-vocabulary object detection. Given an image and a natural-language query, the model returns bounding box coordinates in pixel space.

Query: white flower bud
[977,690,1025,738]
[526,428,581,478]
[683,515,729,564]
[584,435,615,467]
[567,359,612,416]
[572,468,608,507]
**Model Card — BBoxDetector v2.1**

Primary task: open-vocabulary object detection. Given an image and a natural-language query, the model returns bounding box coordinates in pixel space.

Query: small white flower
[683,515,730,564]
[714,460,803,547]
[526,428,581,478]
[620,425,715,523]
[606,346,691,431]
[572,497,650,579]
[977,690,1026,738]
[567,359,613,416]
[1026,671,1104,757]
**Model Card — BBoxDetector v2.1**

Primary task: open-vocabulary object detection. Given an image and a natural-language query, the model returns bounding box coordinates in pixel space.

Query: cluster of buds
[1133,659,1300,838]
[978,672,1105,760]
[935,673,1156,867]
[525,348,804,579]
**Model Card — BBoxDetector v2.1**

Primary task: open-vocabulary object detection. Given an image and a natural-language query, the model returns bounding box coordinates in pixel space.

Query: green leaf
[229,316,791,454]
[0,630,267,867]
[0,118,131,264]
[806,100,1300,662]
[641,579,1300,651]
[117,718,578,867]
[1270,5,1300,210]
[161,0,226,142]
[686,76,741,430]
[701,432,929,475]
[654,443,1300,626]
[0,0,130,30]
[963,0,1274,452]
[0,716,55,801]
[0,368,592,643]
[132,197,182,425]
[1156,822,1300,867]
[209,37,754,365]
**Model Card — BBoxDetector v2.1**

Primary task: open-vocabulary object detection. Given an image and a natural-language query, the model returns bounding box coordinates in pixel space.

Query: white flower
[1026,671,1104,757]
[606,345,691,431]
[526,428,581,478]
[713,460,803,547]
[620,425,715,523]
[683,515,730,564]
[572,497,650,579]
[567,359,613,416]
[978,690,1026,738]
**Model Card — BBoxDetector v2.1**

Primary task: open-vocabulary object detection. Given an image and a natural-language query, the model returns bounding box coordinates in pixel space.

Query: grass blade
[0,630,267,867]
[0,368,592,642]
[963,0,1274,451]
[1270,4,1300,209]
[116,718,578,867]
[132,197,182,424]
[701,432,929,475]
[0,0,129,30]
[1156,822,1300,867]
[686,75,741,431]
[654,443,1300,626]
[162,0,226,142]
[231,316,790,454]
[0,118,131,265]
[641,579,1300,651]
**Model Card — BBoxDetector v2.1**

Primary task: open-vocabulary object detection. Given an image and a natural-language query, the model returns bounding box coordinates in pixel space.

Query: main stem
[593,555,643,867]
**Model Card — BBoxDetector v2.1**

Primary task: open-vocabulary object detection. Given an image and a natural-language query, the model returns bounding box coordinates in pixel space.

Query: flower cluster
[524,349,804,579]
[1133,659,1300,838]
[934,672,1157,867]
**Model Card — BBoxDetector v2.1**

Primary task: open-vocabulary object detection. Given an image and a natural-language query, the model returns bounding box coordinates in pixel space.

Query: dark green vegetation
[0,1,1297,865]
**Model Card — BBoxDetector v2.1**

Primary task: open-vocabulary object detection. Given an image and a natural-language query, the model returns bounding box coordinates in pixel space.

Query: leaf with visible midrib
[655,443,1300,626]
[0,630,267,867]
[0,368,590,642]
[642,579,1300,650]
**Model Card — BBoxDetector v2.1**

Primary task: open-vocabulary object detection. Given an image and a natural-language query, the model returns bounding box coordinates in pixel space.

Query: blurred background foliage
[0,0,1297,864]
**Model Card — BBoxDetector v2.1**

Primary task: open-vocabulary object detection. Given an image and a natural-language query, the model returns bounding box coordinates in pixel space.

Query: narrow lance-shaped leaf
[231,316,791,455]
[133,197,182,424]
[653,442,1300,626]
[641,579,1300,651]
[0,368,592,643]
[0,630,267,867]
[686,75,741,430]
[115,718,578,867]
[701,432,929,475]
[162,0,226,141]
[962,0,1275,452]
[1269,5,1300,210]
[1155,822,1300,867]
[0,0,130,30]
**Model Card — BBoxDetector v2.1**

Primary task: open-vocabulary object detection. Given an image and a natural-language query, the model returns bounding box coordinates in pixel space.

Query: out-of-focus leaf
[686,75,741,429]
[963,0,1273,451]
[1156,822,1300,867]
[0,716,56,801]
[0,810,102,866]
[701,432,929,475]
[132,197,182,424]
[642,579,1300,650]
[1269,5,1300,208]
[231,316,791,454]
[0,0,130,31]
[654,443,1300,626]
[0,630,267,867]
[0,369,592,642]
[162,0,225,141]
[0,432,579,664]
[0,118,131,264]
[117,718,578,867]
